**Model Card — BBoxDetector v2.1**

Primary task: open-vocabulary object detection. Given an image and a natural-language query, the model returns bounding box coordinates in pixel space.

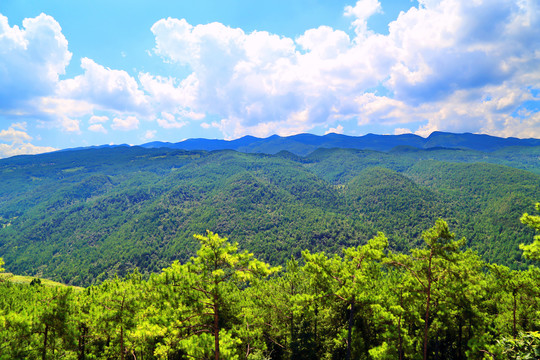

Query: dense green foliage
[0,146,539,285]
[520,203,540,261]
[1,215,540,359]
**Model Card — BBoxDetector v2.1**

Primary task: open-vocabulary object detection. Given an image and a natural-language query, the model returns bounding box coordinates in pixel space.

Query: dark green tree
[303,232,388,359]
[388,219,465,360]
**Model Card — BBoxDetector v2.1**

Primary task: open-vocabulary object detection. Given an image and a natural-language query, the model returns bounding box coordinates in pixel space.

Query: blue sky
[0,0,539,157]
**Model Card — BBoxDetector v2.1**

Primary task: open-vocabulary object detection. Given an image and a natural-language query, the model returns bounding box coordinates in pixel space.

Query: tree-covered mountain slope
[0,145,538,286]
[406,161,540,263]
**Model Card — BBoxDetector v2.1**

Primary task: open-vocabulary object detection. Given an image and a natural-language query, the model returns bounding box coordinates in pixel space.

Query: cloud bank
[0,0,539,156]
[148,0,540,138]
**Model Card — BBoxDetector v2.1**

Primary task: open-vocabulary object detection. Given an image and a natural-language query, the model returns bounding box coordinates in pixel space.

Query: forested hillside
[0,145,538,286]
[1,213,540,359]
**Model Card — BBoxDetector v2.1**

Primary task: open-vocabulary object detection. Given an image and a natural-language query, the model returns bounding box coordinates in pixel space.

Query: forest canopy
[1,146,539,286]
[0,205,539,360]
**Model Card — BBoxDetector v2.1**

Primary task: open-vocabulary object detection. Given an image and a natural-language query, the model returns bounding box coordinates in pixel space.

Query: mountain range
[140,131,540,155]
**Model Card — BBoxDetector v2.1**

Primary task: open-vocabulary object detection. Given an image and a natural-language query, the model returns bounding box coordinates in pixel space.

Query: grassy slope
[0,273,83,290]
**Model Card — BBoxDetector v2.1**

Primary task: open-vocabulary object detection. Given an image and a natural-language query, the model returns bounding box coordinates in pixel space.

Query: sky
[0,0,539,158]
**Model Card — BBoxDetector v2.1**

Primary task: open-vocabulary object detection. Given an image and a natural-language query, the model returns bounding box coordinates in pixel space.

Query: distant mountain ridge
[141,132,540,155]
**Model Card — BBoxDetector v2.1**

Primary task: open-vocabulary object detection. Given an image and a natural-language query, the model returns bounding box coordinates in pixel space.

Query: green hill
[0,146,538,286]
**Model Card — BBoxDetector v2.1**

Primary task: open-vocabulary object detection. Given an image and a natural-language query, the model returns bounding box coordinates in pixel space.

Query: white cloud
[296,26,350,59]
[150,17,369,138]
[111,116,139,131]
[0,125,32,143]
[394,128,412,135]
[0,142,57,159]
[0,14,150,136]
[344,0,382,36]
[325,125,344,135]
[11,122,27,130]
[139,73,201,118]
[0,13,71,109]
[495,112,540,139]
[59,117,81,133]
[2,2,540,143]
[156,112,188,129]
[146,0,540,139]
[89,115,109,124]
[413,84,540,138]
[355,93,413,125]
[88,124,107,133]
[144,130,157,140]
[58,58,150,115]
[0,123,57,158]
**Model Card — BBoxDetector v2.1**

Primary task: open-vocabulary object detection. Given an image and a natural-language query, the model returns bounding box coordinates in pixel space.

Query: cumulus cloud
[0,13,149,136]
[111,116,139,131]
[344,0,382,36]
[0,123,57,158]
[88,124,107,133]
[0,124,32,143]
[58,117,81,133]
[58,58,150,114]
[0,13,71,109]
[383,0,528,104]
[0,14,84,135]
[148,0,540,138]
[150,18,362,137]
[325,125,344,135]
[88,116,108,133]
[355,94,413,125]
[139,73,198,112]
[156,112,188,129]
[0,142,57,158]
